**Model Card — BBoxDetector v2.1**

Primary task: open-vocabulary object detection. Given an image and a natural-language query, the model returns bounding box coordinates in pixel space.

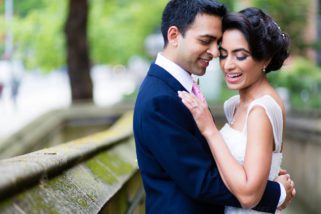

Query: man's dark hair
[161,0,227,47]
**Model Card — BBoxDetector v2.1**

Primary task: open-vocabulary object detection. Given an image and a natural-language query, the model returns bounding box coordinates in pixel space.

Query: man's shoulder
[138,73,176,102]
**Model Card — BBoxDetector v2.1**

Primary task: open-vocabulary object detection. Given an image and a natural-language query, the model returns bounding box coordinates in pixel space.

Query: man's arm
[253,181,280,212]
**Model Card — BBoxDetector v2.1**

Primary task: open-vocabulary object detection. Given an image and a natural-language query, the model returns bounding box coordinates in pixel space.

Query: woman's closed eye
[219,49,227,59]
[219,53,249,61]
[234,49,251,61]
[236,55,248,61]
[219,53,227,60]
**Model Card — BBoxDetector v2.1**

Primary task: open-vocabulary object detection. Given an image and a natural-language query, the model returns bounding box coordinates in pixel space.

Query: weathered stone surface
[283,116,321,213]
[0,111,141,213]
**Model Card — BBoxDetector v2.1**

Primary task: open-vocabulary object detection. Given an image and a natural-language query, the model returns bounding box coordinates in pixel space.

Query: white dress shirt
[155,53,194,93]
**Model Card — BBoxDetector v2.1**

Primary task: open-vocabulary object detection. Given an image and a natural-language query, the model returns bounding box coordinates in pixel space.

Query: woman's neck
[238,76,270,105]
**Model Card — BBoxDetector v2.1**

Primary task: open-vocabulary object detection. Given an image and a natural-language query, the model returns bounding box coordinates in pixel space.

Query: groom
[133,0,294,213]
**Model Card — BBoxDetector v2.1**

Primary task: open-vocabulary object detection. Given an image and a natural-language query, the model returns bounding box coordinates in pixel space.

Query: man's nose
[207,43,219,58]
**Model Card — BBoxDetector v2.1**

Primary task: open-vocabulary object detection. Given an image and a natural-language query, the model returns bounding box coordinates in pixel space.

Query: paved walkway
[0,71,68,140]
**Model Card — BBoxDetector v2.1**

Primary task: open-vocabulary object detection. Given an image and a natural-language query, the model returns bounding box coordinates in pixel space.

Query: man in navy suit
[133,0,294,213]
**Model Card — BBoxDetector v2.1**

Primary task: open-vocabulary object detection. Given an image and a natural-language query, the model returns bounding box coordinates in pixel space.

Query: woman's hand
[178,91,218,137]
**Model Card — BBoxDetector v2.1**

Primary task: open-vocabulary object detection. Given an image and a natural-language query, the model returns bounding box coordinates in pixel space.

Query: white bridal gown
[220,95,283,214]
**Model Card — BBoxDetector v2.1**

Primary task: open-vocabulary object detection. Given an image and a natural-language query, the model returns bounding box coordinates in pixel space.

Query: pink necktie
[192,81,207,105]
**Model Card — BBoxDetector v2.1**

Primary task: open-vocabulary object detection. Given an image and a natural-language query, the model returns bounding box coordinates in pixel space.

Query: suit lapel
[147,63,214,157]
[147,63,188,93]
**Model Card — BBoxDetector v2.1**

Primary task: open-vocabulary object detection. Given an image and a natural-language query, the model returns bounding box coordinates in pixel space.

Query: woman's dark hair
[161,0,227,47]
[222,7,290,73]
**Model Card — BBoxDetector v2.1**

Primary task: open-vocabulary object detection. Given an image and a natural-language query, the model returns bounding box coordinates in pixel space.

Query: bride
[179,7,295,213]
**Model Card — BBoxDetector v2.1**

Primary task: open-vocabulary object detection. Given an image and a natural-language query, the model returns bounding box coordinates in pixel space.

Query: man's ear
[167,26,180,47]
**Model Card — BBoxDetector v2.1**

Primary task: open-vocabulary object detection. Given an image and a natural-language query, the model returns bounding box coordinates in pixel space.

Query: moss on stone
[45,173,92,210]
[96,152,134,176]
[0,198,16,213]
[0,111,138,213]
[85,144,134,185]
[86,158,118,185]
[1,183,59,214]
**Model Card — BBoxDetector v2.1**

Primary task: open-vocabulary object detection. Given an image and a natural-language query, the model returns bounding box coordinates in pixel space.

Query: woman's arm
[178,91,273,208]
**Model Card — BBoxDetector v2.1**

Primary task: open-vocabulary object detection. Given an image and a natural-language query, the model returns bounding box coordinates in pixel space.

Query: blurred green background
[0,0,320,110]
[0,1,320,213]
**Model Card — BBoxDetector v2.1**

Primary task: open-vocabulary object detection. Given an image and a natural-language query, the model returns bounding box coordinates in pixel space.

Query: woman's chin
[226,84,240,91]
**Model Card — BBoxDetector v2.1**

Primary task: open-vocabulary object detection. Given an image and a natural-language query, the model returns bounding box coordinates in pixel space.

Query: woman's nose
[223,56,235,70]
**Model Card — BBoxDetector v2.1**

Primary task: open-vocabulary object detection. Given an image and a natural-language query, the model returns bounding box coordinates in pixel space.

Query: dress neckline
[229,94,282,130]
[224,123,245,135]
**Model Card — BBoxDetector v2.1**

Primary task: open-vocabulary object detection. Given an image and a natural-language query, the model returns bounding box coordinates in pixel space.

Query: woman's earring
[262,67,266,73]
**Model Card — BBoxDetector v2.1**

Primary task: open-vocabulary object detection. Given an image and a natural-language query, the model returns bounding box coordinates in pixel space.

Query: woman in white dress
[179,8,293,213]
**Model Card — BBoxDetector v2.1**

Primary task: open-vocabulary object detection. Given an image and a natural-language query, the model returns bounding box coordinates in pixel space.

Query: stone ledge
[0,138,139,213]
[0,102,134,159]
[0,111,134,200]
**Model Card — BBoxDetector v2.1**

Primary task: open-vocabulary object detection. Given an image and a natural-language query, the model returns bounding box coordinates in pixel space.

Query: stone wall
[282,116,321,213]
[0,111,143,213]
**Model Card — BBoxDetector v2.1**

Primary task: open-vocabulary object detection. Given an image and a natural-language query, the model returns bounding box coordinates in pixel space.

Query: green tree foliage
[268,58,321,108]
[89,0,167,65]
[220,0,235,11]
[4,0,167,72]
[13,0,46,17]
[0,15,4,55]
[251,0,309,55]
[12,0,67,72]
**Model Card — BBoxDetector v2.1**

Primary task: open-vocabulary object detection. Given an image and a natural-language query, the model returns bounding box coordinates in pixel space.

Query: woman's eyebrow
[219,46,251,54]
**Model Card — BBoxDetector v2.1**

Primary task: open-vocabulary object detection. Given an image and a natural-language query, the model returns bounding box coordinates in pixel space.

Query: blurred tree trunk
[64,0,93,102]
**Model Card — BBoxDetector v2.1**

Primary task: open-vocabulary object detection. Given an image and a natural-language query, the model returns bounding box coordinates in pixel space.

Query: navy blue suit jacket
[133,63,280,213]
